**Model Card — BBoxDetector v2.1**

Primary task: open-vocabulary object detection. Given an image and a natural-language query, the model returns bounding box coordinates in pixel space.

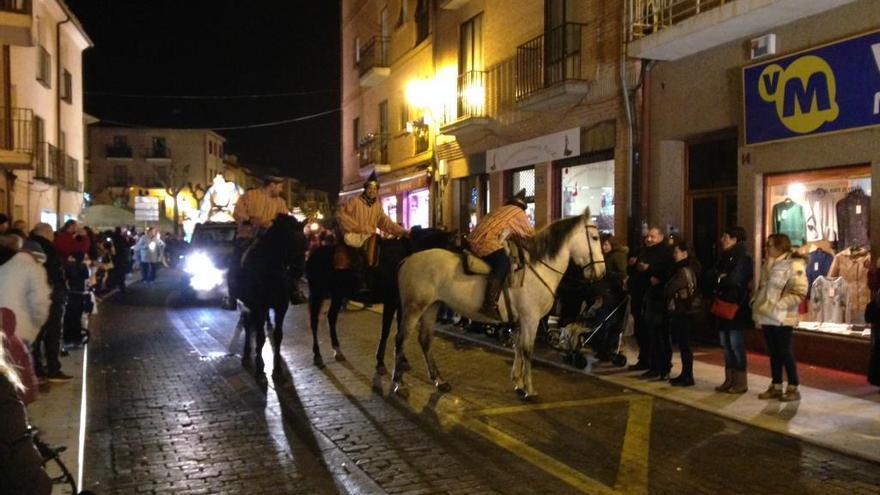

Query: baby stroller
[548,295,629,369]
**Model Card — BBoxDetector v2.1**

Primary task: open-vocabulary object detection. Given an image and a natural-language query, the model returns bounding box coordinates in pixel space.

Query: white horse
[393,209,606,399]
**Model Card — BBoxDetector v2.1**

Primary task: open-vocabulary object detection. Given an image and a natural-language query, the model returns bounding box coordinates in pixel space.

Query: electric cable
[95,108,340,131]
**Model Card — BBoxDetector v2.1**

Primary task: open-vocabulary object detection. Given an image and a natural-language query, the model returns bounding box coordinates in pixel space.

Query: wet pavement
[81,271,880,494]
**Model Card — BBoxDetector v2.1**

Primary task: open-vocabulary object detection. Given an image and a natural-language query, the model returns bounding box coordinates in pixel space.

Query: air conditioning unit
[750,34,776,60]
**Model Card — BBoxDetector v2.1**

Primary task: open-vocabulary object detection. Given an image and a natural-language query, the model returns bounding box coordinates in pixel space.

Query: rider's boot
[478,277,503,321]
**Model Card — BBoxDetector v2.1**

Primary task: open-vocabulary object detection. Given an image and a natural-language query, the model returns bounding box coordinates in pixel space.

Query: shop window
[406,188,430,229]
[510,167,535,226]
[560,159,614,233]
[765,165,872,337]
[382,194,398,224]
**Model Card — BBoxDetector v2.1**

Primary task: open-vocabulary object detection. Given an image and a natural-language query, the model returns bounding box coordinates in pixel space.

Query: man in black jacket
[627,226,674,376]
[28,223,71,381]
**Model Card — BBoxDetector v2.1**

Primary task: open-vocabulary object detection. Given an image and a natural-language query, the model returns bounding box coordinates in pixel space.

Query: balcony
[438,0,472,9]
[439,71,494,140]
[0,107,33,168]
[626,0,860,60]
[62,155,82,192]
[357,133,390,176]
[0,0,33,46]
[34,142,61,183]
[144,146,171,160]
[515,23,590,110]
[358,37,390,87]
[106,144,133,159]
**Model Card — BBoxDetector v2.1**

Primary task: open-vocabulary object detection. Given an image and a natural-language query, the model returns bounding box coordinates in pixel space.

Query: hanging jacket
[751,252,808,327]
[836,189,870,250]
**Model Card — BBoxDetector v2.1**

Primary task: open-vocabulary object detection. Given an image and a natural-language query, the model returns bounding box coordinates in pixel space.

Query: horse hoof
[375,363,388,376]
[436,381,452,393]
[313,354,324,368]
[333,347,346,362]
[393,383,410,398]
[515,388,537,401]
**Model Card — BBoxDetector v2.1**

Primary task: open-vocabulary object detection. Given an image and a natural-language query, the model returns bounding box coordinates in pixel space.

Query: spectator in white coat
[0,235,51,344]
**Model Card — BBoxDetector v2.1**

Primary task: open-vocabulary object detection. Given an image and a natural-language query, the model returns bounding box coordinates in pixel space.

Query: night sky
[66,0,341,196]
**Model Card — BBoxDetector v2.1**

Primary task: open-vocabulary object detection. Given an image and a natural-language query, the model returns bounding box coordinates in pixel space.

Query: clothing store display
[804,188,838,242]
[810,276,848,323]
[772,199,807,246]
[806,248,834,294]
[836,188,870,250]
[828,247,871,324]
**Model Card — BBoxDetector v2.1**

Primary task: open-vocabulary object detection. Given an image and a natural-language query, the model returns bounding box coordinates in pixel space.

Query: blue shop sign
[743,29,880,145]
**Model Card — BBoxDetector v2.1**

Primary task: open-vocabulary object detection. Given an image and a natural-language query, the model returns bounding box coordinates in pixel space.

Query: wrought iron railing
[357,133,389,168]
[627,0,730,41]
[516,22,588,101]
[456,70,487,120]
[0,107,33,154]
[144,146,171,159]
[0,0,30,14]
[358,37,390,78]
[35,142,61,182]
[106,144,133,158]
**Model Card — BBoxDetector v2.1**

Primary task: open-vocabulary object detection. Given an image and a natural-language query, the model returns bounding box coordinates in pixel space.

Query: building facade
[341,0,636,241]
[87,126,227,193]
[626,0,877,371]
[0,0,91,229]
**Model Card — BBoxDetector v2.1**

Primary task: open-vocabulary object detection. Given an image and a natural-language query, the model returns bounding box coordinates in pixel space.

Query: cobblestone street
[81,273,880,494]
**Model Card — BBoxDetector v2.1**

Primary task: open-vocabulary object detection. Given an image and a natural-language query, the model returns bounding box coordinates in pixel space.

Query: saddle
[462,240,527,278]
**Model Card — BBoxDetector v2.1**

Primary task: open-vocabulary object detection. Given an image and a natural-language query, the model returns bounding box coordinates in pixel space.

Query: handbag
[710,298,739,320]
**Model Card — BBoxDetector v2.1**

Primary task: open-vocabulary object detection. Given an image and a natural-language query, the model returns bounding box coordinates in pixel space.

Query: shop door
[686,132,737,272]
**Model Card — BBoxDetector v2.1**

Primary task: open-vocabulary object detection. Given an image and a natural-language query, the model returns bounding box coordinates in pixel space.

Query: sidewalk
[25,271,140,494]
[354,303,880,464]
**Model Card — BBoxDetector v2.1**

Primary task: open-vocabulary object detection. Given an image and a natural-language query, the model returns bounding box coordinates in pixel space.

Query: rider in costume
[231,175,306,305]
[468,189,534,320]
[336,171,407,297]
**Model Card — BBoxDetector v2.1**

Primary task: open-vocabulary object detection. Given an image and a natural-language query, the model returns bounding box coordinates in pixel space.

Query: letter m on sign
[783,73,831,117]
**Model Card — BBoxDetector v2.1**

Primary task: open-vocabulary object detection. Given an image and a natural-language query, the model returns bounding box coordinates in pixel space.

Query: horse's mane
[524,215,583,260]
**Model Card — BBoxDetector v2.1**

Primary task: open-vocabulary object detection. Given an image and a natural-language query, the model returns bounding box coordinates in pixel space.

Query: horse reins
[528,221,604,298]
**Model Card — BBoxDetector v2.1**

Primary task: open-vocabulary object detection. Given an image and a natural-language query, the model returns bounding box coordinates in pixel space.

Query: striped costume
[233,188,289,238]
[337,194,406,238]
[468,204,534,257]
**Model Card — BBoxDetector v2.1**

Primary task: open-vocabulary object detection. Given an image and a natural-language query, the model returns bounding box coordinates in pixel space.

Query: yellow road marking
[452,395,652,495]
[477,395,644,416]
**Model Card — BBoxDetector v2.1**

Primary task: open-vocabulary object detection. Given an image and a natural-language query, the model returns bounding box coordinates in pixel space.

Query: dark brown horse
[234,214,307,379]
[305,228,455,371]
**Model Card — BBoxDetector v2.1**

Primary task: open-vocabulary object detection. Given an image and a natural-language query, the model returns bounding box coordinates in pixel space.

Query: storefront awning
[339,165,432,199]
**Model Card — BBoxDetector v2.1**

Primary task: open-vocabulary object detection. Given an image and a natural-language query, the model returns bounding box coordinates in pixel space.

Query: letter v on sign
[873,43,880,73]
[762,70,780,95]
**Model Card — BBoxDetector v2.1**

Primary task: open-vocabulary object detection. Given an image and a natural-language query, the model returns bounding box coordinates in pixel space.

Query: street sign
[134,196,160,222]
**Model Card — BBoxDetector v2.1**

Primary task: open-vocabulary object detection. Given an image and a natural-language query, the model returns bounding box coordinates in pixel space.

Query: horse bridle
[529,220,605,296]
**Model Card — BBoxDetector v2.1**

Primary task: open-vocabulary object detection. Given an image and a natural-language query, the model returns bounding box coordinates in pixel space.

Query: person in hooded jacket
[63,251,90,346]
[751,233,808,402]
[710,226,754,394]
[0,235,51,346]
[28,223,70,381]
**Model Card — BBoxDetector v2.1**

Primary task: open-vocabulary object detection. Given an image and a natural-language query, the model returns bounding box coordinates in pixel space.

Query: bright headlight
[185,252,225,292]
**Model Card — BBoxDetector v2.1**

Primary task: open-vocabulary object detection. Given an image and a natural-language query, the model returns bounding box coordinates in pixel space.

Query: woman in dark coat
[710,226,754,394]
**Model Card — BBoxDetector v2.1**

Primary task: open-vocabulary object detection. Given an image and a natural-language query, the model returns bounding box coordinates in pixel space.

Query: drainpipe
[620,3,636,247]
[55,11,71,229]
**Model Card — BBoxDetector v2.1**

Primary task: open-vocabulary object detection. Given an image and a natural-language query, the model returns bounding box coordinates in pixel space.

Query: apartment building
[341,0,636,242]
[624,0,877,371]
[87,127,227,195]
[0,0,91,229]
